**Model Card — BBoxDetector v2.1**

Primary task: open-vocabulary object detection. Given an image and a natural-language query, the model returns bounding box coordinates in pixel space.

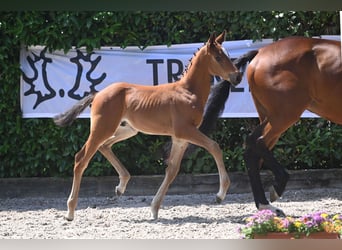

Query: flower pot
[253,232,340,239]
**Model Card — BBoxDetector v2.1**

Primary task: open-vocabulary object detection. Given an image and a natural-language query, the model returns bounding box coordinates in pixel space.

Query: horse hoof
[215,196,222,204]
[258,203,286,217]
[269,186,280,202]
[151,209,158,220]
[115,186,123,197]
[275,209,286,217]
[64,215,74,221]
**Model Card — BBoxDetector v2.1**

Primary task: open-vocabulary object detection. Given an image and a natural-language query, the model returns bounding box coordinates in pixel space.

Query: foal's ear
[215,30,227,44]
[208,31,217,45]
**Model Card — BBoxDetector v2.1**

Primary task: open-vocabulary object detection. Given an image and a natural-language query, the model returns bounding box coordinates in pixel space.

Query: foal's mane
[181,44,204,79]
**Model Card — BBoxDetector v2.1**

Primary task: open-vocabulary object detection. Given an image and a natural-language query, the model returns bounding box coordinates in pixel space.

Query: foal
[54,31,242,220]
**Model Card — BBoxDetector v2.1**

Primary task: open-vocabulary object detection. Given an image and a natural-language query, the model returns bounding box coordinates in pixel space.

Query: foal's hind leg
[66,134,108,221]
[98,122,138,196]
[66,105,124,221]
[151,138,188,220]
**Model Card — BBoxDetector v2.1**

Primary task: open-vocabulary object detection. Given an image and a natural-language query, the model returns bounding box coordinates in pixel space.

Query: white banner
[20,36,340,118]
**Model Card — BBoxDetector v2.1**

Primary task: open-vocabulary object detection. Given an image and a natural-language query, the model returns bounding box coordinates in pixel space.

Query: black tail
[198,49,258,136]
[198,80,231,135]
[53,93,96,127]
[233,50,258,75]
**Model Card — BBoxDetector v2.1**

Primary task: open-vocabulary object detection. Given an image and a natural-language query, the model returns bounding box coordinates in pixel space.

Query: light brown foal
[54,30,242,221]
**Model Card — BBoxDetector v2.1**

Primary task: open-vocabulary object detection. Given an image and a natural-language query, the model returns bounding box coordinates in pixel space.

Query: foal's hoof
[215,195,223,204]
[151,208,158,220]
[64,214,74,222]
[115,186,123,197]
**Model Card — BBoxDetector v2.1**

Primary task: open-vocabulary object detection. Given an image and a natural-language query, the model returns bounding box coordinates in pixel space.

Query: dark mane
[181,45,203,78]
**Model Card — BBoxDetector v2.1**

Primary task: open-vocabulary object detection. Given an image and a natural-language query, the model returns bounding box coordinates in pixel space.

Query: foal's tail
[199,50,258,135]
[53,93,96,127]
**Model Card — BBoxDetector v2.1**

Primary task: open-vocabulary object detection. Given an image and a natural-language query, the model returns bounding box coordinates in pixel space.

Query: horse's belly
[308,101,342,125]
[124,111,173,135]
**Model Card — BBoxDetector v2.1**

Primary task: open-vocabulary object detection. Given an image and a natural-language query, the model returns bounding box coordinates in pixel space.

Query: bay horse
[53,31,242,221]
[200,36,342,216]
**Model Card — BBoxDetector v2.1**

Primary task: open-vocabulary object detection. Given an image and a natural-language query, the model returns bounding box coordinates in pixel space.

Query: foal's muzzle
[227,71,243,86]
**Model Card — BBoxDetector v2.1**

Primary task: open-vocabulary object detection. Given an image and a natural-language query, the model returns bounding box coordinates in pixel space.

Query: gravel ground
[0,188,341,239]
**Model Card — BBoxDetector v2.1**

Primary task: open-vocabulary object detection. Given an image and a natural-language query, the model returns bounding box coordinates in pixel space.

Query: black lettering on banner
[22,48,107,109]
[22,47,56,109]
[146,57,248,92]
[210,76,244,92]
[146,59,164,85]
[167,59,183,82]
[68,50,106,100]
[231,85,244,92]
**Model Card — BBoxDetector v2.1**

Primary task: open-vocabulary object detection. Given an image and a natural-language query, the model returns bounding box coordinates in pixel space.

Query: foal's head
[206,30,242,86]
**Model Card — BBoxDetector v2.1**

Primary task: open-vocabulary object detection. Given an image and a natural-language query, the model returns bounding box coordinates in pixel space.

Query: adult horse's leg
[244,120,289,213]
[98,122,138,196]
[245,52,313,214]
[245,109,306,216]
[253,133,290,203]
[244,120,288,216]
[244,120,270,207]
[151,138,189,219]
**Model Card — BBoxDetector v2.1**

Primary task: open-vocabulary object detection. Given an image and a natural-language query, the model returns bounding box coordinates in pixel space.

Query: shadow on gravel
[0,192,251,212]
[1,188,341,213]
[124,214,247,226]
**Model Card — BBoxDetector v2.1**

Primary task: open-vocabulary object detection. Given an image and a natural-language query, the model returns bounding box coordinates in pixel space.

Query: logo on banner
[22,47,106,109]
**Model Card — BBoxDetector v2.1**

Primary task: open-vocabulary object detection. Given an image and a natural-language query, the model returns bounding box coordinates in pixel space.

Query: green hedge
[0,11,341,178]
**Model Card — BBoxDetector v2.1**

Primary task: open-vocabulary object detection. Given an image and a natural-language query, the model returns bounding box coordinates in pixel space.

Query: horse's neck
[180,52,212,105]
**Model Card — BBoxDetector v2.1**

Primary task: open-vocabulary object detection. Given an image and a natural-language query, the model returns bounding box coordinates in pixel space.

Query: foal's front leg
[183,128,230,203]
[151,139,188,220]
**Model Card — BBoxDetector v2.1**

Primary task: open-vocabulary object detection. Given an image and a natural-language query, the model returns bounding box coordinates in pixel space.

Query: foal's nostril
[230,72,243,85]
[236,72,242,83]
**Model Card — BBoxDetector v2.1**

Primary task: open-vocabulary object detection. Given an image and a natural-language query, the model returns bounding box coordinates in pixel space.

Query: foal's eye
[215,56,222,62]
